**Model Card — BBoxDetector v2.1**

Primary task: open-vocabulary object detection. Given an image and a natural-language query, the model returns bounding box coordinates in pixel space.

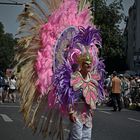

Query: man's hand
[69,113,77,123]
[89,109,94,117]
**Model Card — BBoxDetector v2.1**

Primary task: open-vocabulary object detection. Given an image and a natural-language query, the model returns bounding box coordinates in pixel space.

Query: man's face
[82,61,92,72]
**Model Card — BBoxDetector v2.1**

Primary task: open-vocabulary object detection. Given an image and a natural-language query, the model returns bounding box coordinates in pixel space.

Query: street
[0,103,140,140]
[93,107,140,140]
[0,1,139,140]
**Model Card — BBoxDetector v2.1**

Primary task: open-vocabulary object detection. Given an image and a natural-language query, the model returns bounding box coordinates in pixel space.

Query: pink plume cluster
[35,0,92,95]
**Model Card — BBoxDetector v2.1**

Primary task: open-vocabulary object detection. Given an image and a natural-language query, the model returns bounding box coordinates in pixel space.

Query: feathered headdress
[15,0,105,139]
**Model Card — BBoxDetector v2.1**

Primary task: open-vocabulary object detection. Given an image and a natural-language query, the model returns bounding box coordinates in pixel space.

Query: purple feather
[53,62,81,112]
[72,26,102,47]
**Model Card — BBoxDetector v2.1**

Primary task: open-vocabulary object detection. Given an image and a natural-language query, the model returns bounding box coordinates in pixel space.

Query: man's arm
[68,104,76,122]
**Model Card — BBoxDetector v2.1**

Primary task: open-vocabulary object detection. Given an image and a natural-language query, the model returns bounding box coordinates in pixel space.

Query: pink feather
[35,0,93,95]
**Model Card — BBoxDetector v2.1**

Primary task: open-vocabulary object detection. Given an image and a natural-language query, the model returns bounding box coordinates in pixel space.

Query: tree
[0,22,4,35]
[0,22,17,72]
[89,0,127,73]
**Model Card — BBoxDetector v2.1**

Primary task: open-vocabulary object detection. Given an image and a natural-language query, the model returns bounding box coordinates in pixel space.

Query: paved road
[93,107,140,140]
[0,103,140,140]
[0,103,43,140]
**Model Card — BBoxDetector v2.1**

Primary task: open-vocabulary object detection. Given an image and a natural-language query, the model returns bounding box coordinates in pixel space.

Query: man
[111,71,122,111]
[0,75,5,104]
[9,75,17,103]
[68,54,100,140]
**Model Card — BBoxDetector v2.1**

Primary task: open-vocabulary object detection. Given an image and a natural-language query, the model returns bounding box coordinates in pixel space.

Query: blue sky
[0,0,134,36]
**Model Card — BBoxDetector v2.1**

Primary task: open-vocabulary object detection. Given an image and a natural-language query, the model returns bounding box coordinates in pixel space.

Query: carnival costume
[15,0,105,139]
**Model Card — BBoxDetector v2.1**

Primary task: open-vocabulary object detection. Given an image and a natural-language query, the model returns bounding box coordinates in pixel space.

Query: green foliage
[0,22,17,72]
[89,0,127,72]
[0,22,4,35]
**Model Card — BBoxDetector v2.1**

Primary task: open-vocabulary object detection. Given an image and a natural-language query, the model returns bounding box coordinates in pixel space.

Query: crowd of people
[0,74,17,104]
[1,70,140,109]
[104,71,140,110]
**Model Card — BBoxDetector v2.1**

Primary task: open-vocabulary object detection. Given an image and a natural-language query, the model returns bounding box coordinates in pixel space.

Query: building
[124,0,140,73]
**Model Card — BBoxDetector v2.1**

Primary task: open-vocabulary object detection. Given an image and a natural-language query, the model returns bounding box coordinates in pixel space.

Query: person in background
[3,76,10,102]
[0,75,5,104]
[111,71,122,111]
[105,75,111,95]
[130,76,137,103]
[0,85,4,104]
[9,75,17,103]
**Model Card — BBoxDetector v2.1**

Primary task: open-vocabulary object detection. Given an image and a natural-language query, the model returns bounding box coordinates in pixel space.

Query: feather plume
[15,0,96,140]
[31,0,49,19]
[42,0,62,13]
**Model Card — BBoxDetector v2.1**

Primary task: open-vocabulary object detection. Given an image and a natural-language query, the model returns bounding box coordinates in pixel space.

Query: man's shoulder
[71,71,81,78]
[112,76,121,81]
[112,77,116,81]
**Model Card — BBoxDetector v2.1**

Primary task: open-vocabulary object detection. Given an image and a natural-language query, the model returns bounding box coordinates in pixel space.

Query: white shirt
[9,79,16,89]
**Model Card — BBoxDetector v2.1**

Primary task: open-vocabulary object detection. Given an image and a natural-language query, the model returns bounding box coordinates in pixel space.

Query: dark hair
[72,63,78,72]
[113,71,117,76]
[11,75,15,79]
